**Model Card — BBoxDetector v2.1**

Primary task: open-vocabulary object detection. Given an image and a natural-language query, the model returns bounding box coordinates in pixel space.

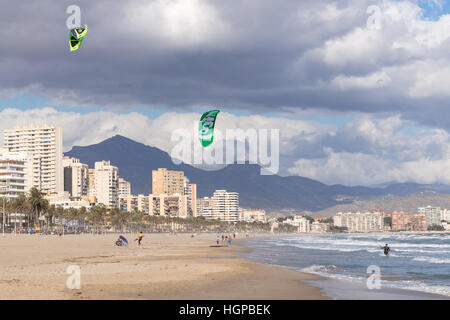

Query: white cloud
[332,71,391,90]
[2,107,450,186]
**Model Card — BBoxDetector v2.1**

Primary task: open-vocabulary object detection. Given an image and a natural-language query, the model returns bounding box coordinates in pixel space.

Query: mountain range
[65,135,450,212]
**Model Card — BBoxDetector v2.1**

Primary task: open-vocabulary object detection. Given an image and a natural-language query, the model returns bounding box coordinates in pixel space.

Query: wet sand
[0,233,327,299]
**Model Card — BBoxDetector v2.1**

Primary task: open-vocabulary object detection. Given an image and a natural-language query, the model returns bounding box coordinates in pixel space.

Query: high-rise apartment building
[418,206,442,226]
[0,148,33,200]
[94,161,119,208]
[3,125,63,194]
[184,177,197,217]
[152,168,185,195]
[63,156,89,198]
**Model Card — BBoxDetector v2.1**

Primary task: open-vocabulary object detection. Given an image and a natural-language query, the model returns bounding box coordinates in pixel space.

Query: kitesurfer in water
[383,244,390,256]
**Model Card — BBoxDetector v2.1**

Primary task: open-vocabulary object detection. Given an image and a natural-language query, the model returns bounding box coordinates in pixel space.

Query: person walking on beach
[228,237,232,246]
[216,236,220,245]
[137,231,144,245]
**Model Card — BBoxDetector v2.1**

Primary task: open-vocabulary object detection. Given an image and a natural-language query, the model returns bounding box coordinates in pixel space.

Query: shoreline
[0,233,327,300]
[240,233,450,300]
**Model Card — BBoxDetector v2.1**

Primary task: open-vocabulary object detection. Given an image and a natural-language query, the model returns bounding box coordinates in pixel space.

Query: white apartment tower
[0,148,33,200]
[211,190,239,222]
[94,161,119,208]
[63,156,89,198]
[3,125,63,194]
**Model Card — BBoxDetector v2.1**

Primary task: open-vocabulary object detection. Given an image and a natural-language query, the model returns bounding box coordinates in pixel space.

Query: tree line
[0,188,278,234]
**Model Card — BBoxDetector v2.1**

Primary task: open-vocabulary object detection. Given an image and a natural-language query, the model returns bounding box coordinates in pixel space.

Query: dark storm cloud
[1,0,450,131]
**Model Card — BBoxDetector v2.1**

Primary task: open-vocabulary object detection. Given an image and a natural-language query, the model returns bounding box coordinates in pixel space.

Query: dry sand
[0,233,327,300]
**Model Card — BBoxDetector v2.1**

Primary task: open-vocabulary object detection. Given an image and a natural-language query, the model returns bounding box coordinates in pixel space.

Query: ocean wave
[412,256,450,264]
[300,264,450,297]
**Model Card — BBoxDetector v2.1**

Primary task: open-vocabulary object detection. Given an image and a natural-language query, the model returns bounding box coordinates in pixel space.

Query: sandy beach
[0,233,326,300]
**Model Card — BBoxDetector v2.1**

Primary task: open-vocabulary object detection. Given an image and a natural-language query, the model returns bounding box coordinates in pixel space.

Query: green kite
[69,25,88,52]
[199,110,220,147]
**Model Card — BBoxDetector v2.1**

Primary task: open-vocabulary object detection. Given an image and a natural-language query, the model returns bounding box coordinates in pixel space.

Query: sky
[1,0,450,186]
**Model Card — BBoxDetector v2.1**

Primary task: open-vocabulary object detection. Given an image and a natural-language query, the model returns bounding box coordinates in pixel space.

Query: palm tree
[10,194,27,233]
[28,188,49,228]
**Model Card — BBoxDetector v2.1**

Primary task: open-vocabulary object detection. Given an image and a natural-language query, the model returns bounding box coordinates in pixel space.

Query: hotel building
[3,125,63,194]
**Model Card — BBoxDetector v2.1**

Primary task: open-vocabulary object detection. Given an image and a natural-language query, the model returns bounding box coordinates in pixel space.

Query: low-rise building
[239,209,266,223]
[333,211,383,232]
[284,216,310,233]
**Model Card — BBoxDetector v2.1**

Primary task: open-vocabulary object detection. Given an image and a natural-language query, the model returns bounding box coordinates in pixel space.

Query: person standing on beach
[228,237,232,246]
[216,236,220,245]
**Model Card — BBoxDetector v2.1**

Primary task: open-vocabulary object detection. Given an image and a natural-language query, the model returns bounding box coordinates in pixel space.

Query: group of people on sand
[216,234,235,246]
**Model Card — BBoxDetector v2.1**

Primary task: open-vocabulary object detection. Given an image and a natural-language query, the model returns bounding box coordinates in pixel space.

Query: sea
[243,233,450,299]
